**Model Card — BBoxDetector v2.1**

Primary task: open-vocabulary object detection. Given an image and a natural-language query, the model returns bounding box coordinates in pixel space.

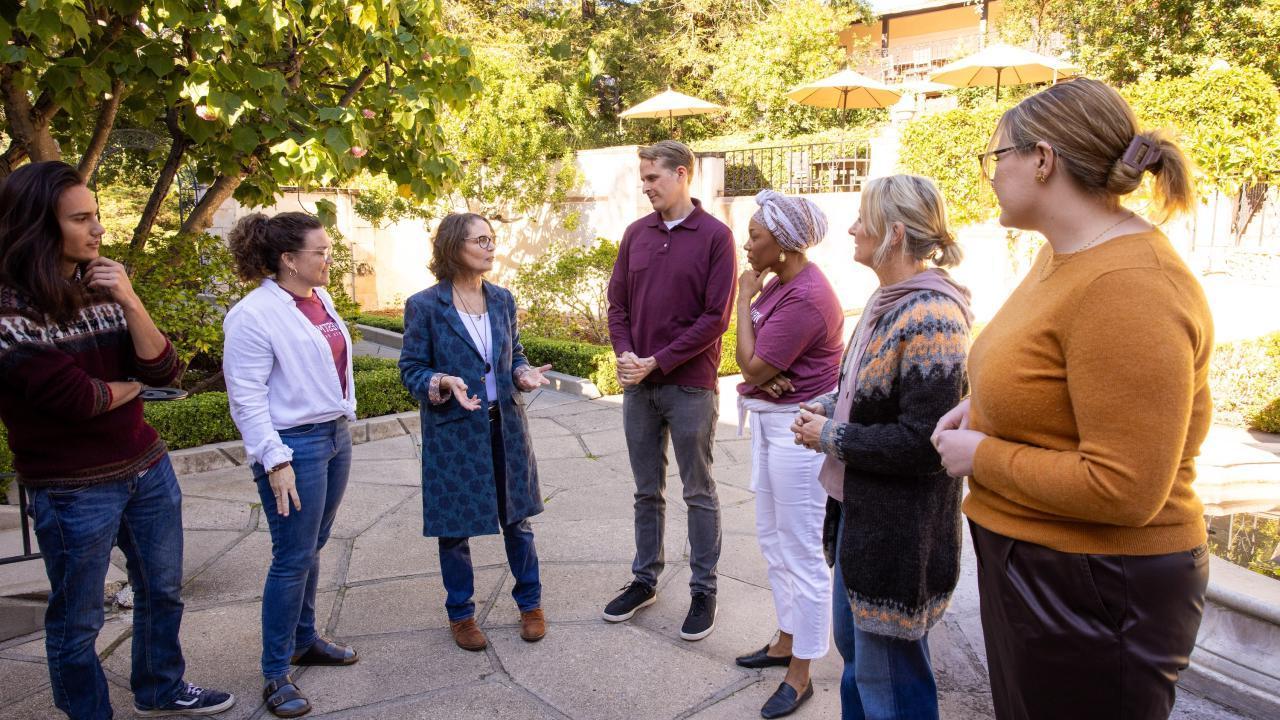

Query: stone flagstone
[0,387,1256,719]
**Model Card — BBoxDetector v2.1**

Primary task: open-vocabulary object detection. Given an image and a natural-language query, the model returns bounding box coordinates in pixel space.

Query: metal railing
[1,475,41,566]
[851,34,1069,84]
[723,140,873,197]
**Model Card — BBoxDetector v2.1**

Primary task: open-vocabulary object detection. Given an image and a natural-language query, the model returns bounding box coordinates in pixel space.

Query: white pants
[750,410,832,660]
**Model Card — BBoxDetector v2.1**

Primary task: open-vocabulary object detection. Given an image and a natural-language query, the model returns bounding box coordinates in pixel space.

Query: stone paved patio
[0,387,1259,719]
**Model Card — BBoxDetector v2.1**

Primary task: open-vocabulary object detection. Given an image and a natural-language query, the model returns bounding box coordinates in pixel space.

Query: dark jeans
[622,382,721,594]
[832,515,938,720]
[28,456,187,719]
[438,410,541,621]
[970,520,1210,720]
[253,417,351,681]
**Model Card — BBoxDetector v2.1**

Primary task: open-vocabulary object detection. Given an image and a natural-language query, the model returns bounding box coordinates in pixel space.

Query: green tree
[710,0,870,138]
[0,0,477,247]
[1000,0,1280,84]
[898,102,1010,227]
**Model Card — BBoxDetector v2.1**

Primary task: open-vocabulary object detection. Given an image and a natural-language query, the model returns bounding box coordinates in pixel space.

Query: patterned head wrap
[751,190,828,252]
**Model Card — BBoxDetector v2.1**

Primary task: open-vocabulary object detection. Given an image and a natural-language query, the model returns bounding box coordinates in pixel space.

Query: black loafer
[735,644,792,669]
[290,637,358,666]
[761,680,813,719]
[263,675,310,718]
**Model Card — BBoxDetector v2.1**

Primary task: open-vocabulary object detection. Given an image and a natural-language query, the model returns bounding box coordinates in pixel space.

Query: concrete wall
[207,132,1279,342]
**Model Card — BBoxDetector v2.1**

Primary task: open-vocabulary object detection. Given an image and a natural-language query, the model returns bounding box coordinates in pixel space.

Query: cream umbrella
[930,43,1079,100]
[618,87,724,131]
[786,69,903,121]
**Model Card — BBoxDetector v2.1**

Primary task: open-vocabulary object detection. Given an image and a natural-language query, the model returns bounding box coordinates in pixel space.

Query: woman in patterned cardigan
[792,175,972,720]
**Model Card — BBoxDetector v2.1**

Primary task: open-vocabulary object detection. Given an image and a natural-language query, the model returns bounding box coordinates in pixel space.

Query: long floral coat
[399,280,543,538]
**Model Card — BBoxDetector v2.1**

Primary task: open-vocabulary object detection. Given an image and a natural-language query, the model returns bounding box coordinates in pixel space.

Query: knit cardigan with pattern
[816,289,970,641]
[0,284,178,488]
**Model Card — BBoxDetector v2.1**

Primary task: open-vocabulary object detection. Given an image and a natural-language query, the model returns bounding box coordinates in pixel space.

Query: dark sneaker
[602,581,657,622]
[680,592,716,641]
[135,682,236,716]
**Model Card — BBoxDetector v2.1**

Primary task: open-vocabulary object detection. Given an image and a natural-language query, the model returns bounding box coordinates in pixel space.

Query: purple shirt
[607,199,737,390]
[737,263,843,403]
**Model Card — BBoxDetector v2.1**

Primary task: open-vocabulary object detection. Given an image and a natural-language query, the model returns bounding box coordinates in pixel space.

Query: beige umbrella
[619,87,724,130]
[786,69,903,113]
[930,43,1079,100]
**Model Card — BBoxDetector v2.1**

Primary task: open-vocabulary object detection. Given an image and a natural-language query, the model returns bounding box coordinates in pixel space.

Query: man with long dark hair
[0,161,234,719]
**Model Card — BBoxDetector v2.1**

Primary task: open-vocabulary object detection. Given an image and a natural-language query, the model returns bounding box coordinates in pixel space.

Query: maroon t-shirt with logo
[286,289,348,397]
[736,263,843,403]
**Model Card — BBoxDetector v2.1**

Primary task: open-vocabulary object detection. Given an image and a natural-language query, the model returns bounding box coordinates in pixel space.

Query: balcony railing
[723,140,872,197]
[852,34,1068,84]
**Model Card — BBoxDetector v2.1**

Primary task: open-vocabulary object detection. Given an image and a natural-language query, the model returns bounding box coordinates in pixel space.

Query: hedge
[142,364,418,451]
[1211,331,1280,434]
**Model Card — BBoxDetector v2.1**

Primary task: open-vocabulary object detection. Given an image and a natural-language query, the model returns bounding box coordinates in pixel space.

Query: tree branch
[78,77,127,178]
[0,141,29,181]
[0,64,61,162]
[179,147,267,236]
[131,108,191,251]
[338,67,374,107]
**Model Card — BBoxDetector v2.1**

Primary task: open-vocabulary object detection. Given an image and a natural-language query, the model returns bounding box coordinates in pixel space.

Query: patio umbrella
[786,69,903,117]
[930,43,1079,100]
[618,88,724,131]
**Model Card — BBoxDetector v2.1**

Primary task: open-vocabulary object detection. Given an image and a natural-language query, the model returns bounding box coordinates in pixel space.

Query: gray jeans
[623,382,722,594]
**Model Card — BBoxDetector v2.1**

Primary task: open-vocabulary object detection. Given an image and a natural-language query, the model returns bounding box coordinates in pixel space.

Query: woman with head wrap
[732,190,845,719]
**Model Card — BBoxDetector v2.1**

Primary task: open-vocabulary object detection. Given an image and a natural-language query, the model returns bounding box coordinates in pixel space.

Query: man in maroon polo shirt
[600,140,736,641]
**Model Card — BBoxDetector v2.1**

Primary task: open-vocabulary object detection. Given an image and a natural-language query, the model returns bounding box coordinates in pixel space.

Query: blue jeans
[438,413,540,621]
[28,456,187,720]
[832,516,939,720]
[253,417,351,681]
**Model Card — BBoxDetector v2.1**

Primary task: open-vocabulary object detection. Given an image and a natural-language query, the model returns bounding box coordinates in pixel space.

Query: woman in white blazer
[223,212,358,719]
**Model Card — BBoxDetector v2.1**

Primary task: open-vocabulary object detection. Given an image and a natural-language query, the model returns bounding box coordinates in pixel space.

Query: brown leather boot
[520,608,546,642]
[449,618,487,651]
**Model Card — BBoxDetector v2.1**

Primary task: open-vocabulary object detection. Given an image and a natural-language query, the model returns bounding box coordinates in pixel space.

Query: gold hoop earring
[289,267,298,277]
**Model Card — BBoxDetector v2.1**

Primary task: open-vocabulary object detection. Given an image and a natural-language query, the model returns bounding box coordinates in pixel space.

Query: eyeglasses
[977,142,1037,182]
[290,248,334,264]
[466,235,496,251]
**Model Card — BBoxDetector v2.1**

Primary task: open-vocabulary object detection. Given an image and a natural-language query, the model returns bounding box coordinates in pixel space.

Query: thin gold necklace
[1039,211,1135,281]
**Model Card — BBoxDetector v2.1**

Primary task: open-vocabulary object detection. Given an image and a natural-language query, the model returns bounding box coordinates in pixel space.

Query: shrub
[1210,332,1280,432]
[899,102,1010,227]
[512,239,618,345]
[353,356,399,373]
[141,365,420,451]
[353,367,418,418]
[1253,397,1280,434]
[354,313,405,333]
[144,391,239,451]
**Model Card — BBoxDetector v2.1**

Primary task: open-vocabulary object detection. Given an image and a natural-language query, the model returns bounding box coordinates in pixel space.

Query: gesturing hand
[268,465,302,517]
[443,375,482,411]
[517,364,553,391]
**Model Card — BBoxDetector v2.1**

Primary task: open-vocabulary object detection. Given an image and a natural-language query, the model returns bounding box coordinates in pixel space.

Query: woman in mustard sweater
[932,78,1212,720]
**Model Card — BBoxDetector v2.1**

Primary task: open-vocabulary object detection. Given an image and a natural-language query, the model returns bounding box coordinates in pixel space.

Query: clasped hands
[930,398,986,478]
[615,351,658,387]
[438,363,553,412]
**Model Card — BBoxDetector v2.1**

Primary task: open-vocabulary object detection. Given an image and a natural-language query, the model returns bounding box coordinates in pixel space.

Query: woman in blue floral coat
[399,213,552,651]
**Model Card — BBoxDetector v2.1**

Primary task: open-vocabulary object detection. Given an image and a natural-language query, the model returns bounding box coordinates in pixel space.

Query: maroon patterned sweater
[0,284,179,488]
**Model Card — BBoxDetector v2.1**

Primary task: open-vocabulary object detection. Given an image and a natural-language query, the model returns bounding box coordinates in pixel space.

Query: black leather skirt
[969,520,1209,720]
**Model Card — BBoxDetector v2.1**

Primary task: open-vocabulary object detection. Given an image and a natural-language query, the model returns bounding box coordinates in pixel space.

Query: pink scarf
[818,269,973,501]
